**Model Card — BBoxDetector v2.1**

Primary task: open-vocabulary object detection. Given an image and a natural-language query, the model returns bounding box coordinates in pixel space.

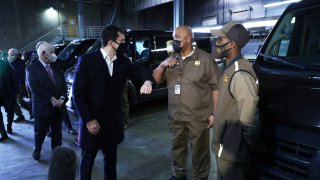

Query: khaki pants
[169,120,210,180]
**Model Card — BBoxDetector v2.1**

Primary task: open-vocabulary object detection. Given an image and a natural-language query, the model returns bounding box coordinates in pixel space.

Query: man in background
[0,59,17,141]
[26,42,68,160]
[8,48,31,121]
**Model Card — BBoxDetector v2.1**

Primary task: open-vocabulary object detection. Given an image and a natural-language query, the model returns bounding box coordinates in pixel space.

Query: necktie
[45,64,55,84]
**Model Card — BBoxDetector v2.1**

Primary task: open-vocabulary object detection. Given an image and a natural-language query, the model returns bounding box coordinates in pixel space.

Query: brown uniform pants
[169,120,210,180]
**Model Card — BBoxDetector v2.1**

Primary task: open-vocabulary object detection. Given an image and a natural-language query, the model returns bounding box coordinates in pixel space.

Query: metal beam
[173,0,184,29]
[104,0,120,25]
[78,0,84,38]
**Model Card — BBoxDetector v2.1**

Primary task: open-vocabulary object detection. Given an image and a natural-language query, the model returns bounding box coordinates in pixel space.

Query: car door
[255,7,320,131]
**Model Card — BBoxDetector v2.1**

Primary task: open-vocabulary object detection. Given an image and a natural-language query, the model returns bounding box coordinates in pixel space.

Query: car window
[153,35,172,64]
[86,40,101,54]
[263,4,320,66]
[58,43,79,61]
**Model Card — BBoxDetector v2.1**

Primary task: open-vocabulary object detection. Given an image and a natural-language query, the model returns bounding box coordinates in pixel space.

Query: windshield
[261,4,320,67]
[86,40,101,54]
[58,43,79,61]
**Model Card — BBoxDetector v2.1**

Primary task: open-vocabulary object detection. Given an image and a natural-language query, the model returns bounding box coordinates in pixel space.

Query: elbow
[153,77,161,85]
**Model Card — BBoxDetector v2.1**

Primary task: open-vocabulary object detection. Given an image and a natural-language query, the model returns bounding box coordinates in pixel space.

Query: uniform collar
[177,47,198,61]
[225,54,243,70]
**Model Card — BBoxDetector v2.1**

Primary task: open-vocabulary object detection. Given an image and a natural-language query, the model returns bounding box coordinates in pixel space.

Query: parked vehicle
[56,38,96,71]
[53,43,68,55]
[253,0,320,179]
[65,29,212,113]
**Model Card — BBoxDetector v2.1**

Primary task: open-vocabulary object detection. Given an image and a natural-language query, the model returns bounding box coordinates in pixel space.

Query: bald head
[173,26,193,42]
[8,48,18,56]
[172,26,194,55]
[37,41,55,63]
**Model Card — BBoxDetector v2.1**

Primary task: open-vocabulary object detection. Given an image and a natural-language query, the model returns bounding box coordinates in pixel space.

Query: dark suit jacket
[26,60,68,118]
[0,60,17,103]
[73,50,153,150]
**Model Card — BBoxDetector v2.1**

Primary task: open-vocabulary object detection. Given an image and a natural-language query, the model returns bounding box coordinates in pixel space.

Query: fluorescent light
[264,0,301,8]
[192,26,222,33]
[243,20,277,28]
[192,19,277,33]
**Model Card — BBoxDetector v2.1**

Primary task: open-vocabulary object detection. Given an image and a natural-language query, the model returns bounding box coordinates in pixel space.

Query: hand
[50,97,59,107]
[207,115,215,129]
[86,119,100,135]
[56,99,64,108]
[161,57,178,68]
[140,80,152,94]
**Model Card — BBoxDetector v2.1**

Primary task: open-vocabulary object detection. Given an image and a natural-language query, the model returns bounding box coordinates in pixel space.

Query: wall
[132,0,294,29]
[135,0,173,11]
[137,2,173,30]
[184,0,291,27]
[0,0,118,51]
[0,0,297,51]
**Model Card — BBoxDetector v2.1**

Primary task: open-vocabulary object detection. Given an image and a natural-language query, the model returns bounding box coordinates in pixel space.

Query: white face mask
[7,55,16,62]
[48,53,57,62]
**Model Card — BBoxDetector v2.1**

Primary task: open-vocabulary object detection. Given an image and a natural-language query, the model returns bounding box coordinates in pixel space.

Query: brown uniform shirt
[163,48,220,121]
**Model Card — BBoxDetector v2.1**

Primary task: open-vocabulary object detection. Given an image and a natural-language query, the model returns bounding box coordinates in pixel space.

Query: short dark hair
[100,25,124,47]
[48,146,77,180]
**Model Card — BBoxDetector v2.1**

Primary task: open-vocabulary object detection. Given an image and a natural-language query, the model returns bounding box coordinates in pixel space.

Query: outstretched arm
[152,56,178,85]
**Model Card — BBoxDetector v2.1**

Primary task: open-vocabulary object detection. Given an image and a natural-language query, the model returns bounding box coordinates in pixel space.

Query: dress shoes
[32,149,41,160]
[0,134,8,142]
[7,126,12,134]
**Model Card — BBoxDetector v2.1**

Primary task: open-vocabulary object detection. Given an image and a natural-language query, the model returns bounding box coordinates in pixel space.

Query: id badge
[175,84,181,95]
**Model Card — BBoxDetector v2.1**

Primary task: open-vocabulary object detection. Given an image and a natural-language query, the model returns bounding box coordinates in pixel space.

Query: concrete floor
[0,100,217,180]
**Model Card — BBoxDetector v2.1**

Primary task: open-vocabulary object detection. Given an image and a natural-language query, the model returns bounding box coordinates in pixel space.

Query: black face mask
[114,42,126,55]
[212,41,232,59]
[172,40,182,53]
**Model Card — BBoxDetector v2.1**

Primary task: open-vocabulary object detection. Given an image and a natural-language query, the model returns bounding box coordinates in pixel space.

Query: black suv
[254,0,320,179]
[56,38,96,72]
[65,29,211,113]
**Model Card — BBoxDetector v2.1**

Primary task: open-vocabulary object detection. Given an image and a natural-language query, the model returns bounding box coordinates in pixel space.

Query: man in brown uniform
[211,22,260,180]
[153,26,220,180]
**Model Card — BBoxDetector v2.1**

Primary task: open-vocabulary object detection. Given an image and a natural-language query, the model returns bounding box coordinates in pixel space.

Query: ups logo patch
[224,76,228,83]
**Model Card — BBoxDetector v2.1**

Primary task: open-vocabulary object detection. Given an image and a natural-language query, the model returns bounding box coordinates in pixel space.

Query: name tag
[175,84,181,95]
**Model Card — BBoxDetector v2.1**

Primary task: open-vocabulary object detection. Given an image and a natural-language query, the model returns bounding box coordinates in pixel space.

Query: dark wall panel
[137,2,173,31]
[0,0,114,50]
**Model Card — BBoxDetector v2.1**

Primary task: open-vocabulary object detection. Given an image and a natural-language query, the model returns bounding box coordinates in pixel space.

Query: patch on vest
[195,61,200,66]
[224,76,228,83]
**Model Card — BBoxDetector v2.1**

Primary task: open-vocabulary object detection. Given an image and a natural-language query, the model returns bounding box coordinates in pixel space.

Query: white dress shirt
[100,48,117,76]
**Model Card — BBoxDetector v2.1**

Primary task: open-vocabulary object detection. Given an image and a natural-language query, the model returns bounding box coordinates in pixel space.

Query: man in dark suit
[26,42,68,160]
[8,48,31,121]
[73,25,153,180]
[0,59,17,141]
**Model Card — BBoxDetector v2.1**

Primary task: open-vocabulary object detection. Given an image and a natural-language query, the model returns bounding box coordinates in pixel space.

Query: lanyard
[177,54,196,84]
